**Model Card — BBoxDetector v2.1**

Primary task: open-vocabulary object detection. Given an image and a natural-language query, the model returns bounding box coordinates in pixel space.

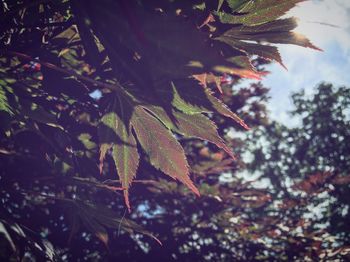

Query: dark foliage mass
[0,0,349,261]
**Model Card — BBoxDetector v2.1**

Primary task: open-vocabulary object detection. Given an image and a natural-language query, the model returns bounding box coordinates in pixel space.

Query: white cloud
[289,0,350,52]
[260,0,350,125]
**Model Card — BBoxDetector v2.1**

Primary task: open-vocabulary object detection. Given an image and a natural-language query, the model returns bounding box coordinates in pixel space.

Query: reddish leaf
[132,106,200,196]
[146,106,236,159]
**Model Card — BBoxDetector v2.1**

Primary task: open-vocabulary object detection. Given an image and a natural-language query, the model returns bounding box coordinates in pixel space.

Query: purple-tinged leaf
[98,96,140,211]
[132,106,200,196]
[146,106,236,159]
[157,81,249,130]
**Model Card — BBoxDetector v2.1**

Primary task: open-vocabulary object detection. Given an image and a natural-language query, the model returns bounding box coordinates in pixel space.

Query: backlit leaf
[216,36,286,68]
[221,17,321,51]
[169,81,250,130]
[226,0,251,12]
[217,0,305,26]
[99,95,139,211]
[146,106,236,159]
[132,106,200,196]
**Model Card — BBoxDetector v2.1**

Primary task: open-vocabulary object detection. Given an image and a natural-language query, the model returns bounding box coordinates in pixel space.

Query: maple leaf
[98,94,139,211]
[217,0,306,26]
[145,105,236,159]
[131,106,200,196]
[215,17,321,68]
[99,92,201,210]
[159,81,250,130]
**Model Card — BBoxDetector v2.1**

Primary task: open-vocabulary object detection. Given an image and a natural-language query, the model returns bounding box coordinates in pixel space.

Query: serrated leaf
[217,0,305,26]
[220,18,322,51]
[98,112,116,172]
[226,0,250,11]
[111,122,139,212]
[248,31,322,51]
[146,106,236,159]
[131,106,200,196]
[98,95,139,211]
[216,36,286,68]
[158,81,249,130]
[229,17,298,34]
[215,17,321,68]
[0,84,13,115]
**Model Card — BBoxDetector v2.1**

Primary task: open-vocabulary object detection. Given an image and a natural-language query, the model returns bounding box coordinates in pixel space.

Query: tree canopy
[2,0,349,261]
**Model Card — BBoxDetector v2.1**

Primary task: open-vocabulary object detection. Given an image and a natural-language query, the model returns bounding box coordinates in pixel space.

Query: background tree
[244,83,350,260]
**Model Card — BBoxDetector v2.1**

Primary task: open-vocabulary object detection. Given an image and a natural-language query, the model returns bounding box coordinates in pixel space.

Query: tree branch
[0,50,123,93]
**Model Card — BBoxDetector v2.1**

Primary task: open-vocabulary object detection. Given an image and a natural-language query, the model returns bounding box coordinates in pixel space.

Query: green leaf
[78,133,97,150]
[221,18,321,50]
[215,18,321,68]
[0,84,13,115]
[131,106,200,196]
[98,95,139,211]
[228,17,299,33]
[217,0,305,26]
[98,112,115,170]
[146,106,236,159]
[226,0,250,12]
[216,36,285,68]
[111,99,139,212]
[160,81,249,130]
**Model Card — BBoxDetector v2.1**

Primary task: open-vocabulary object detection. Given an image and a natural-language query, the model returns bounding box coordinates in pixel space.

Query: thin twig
[103,179,158,185]
[117,208,127,237]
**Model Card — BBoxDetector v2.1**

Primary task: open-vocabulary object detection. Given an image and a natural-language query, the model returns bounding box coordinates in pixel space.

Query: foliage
[0,0,336,261]
[246,83,350,256]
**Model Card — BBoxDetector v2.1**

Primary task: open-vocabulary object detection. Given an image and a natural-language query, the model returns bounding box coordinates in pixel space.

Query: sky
[261,0,350,125]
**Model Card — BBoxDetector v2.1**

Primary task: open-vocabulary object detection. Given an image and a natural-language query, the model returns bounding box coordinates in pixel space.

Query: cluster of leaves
[0,0,330,261]
[93,83,350,261]
[108,84,350,261]
[244,83,350,260]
